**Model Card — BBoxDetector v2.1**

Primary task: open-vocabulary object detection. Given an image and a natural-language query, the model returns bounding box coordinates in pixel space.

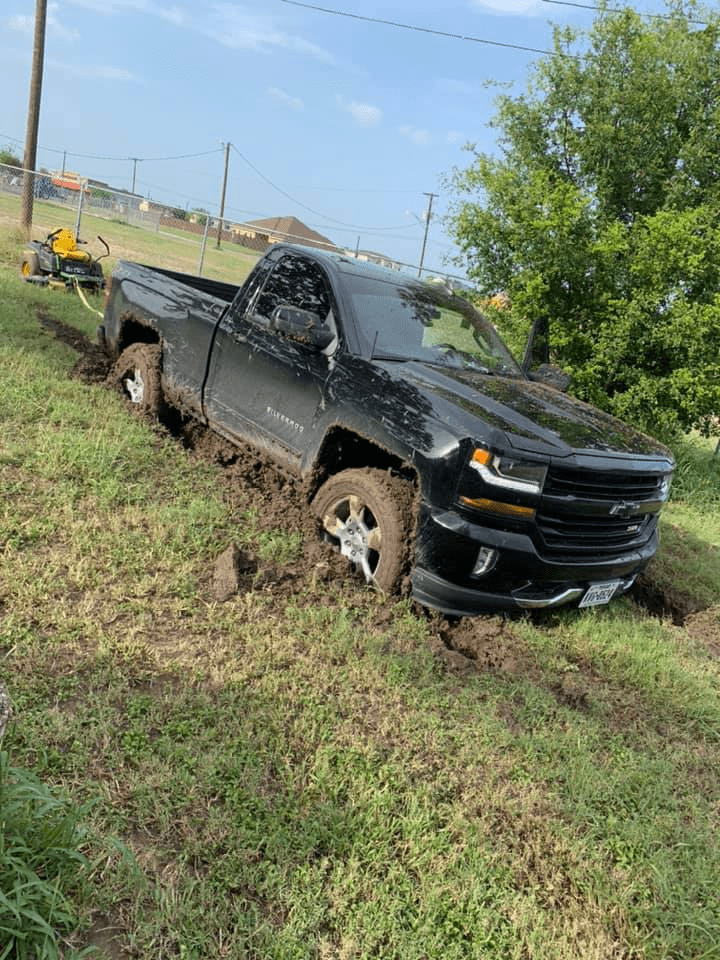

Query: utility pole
[20,0,47,237]
[131,158,139,195]
[417,192,436,278]
[217,141,230,249]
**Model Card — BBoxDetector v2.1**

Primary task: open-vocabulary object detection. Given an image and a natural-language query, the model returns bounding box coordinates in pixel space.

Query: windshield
[345,274,522,376]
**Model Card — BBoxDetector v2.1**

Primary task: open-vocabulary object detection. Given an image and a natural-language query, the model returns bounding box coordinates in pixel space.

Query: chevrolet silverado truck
[99,243,674,617]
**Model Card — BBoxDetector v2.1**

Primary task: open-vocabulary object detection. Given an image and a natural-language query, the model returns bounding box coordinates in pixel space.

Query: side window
[232,258,273,321]
[251,254,332,328]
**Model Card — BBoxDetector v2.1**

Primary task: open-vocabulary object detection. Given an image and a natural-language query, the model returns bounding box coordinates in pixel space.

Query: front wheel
[312,468,416,594]
[110,344,164,416]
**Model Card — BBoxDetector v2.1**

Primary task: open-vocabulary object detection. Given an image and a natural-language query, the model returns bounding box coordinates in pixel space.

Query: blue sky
[3,0,652,276]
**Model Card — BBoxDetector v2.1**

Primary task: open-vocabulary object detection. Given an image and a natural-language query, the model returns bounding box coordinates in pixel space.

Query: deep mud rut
[40,310,715,673]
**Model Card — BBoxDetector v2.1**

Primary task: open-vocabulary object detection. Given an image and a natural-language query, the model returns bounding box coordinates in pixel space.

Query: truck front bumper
[411,503,656,617]
[410,566,638,617]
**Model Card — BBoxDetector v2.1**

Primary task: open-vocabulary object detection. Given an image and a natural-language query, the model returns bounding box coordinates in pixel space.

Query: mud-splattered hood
[396,362,671,460]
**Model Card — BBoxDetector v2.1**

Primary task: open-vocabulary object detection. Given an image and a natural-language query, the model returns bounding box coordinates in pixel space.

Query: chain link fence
[1,162,468,285]
[0,163,161,233]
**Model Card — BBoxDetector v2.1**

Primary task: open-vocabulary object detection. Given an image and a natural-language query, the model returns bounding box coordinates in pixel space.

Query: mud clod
[212,543,258,601]
[553,673,591,711]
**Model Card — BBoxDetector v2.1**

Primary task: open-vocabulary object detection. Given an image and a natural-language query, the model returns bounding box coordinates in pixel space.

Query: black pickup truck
[100,243,674,617]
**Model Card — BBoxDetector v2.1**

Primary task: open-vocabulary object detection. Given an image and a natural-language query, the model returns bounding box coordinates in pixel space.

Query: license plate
[579,581,622,608]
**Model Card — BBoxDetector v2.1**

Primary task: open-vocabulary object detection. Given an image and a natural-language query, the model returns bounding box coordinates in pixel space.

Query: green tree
[0,146,22,168]
[445,1,720,436]
[191,207,209,226]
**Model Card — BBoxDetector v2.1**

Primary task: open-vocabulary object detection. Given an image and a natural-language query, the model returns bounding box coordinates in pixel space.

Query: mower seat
[51,229,91,262]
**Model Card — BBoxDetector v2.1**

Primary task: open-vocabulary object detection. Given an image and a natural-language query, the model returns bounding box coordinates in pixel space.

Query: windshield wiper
[372,352,409,362]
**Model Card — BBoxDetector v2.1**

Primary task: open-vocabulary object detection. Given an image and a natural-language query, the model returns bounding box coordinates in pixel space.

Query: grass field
[1,215,720,960]
[0,193,261,286]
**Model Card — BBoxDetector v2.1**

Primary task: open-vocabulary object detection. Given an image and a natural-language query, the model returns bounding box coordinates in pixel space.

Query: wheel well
[117,313,160,356]
[311,427,417,499]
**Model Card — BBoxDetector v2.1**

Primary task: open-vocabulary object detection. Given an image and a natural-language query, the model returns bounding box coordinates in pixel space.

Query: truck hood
[399,362,671,460]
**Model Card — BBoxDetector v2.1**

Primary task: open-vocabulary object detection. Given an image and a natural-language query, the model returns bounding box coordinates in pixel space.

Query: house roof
[243,216,337,251]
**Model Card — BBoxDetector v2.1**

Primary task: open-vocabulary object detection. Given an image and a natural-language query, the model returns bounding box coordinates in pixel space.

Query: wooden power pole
[20,0,48,237]
[216,142,230,249]
[417,192,436,278]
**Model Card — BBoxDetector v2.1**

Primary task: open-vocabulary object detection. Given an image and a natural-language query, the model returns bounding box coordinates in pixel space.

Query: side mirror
[522,316,571,391]
[529,363,572,392]
[270,305,335,350]
[522,316,550,373]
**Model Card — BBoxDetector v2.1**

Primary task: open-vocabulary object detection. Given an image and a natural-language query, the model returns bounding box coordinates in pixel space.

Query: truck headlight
[469,446,547,495]
[659,473,672,502]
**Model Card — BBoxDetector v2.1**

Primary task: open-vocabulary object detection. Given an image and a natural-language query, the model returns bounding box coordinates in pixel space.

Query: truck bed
[103,261,245,420]
[133,263,241,305]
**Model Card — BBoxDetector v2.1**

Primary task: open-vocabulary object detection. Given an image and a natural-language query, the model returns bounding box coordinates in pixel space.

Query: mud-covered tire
[111,344,164,416]
[20,252,40,280]
[312,468,416,594]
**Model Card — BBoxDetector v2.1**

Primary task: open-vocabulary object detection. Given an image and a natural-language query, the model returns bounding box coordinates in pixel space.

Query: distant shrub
[0,148,22,168]
[668,433,720,509]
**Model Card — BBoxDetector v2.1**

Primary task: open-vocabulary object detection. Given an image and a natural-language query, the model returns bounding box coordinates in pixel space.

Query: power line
[0,133,222,164]
[230,143,418,231]
[70,147,222,163]
[2,129,434,236]
[540,0,708,24]
[279,0,584,59]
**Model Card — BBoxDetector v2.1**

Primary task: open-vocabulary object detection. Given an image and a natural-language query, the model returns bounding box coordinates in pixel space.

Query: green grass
[0,193,261,286]
[0,744,91,960]
[1,221,720,959]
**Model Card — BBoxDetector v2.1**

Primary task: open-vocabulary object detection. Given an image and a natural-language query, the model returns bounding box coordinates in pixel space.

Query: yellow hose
[73,278,103,317]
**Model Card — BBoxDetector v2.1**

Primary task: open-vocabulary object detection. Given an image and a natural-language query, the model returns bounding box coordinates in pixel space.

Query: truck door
[203,252,338,474]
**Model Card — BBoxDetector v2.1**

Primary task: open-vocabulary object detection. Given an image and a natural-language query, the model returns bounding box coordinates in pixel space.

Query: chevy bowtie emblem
[610,501,641,518]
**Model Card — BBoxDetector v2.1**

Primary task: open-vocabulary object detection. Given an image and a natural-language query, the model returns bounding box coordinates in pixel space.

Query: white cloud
[399,125,431,146]
[9,4,80,41]
[8,14,33,32]
[469,0,543,14]
[336,96,382,128]
[446,130,465,146]
[29,1,333,61]
[204,4,335,63]
[143,1,184,25]
[267,86,304,111]
[64,0,185,24]
[48,58,142,82]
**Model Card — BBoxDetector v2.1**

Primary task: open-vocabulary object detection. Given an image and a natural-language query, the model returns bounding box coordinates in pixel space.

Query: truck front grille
[537,466,664,559]
[543,467,663,502]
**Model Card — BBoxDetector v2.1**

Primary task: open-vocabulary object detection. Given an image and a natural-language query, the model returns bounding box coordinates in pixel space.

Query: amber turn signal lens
[459,495,536,519]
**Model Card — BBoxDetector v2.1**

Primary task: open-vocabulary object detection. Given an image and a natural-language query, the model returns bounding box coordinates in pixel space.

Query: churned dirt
[42,310,714,675]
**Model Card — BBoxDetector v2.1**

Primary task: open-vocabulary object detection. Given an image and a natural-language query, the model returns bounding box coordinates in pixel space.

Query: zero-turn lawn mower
[20,227,109,292]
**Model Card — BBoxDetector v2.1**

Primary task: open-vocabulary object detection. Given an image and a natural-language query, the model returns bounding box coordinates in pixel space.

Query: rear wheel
[111,344,164,416]
[312,468,415,594]
[89,261,105,291]
[20,252,40,280]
